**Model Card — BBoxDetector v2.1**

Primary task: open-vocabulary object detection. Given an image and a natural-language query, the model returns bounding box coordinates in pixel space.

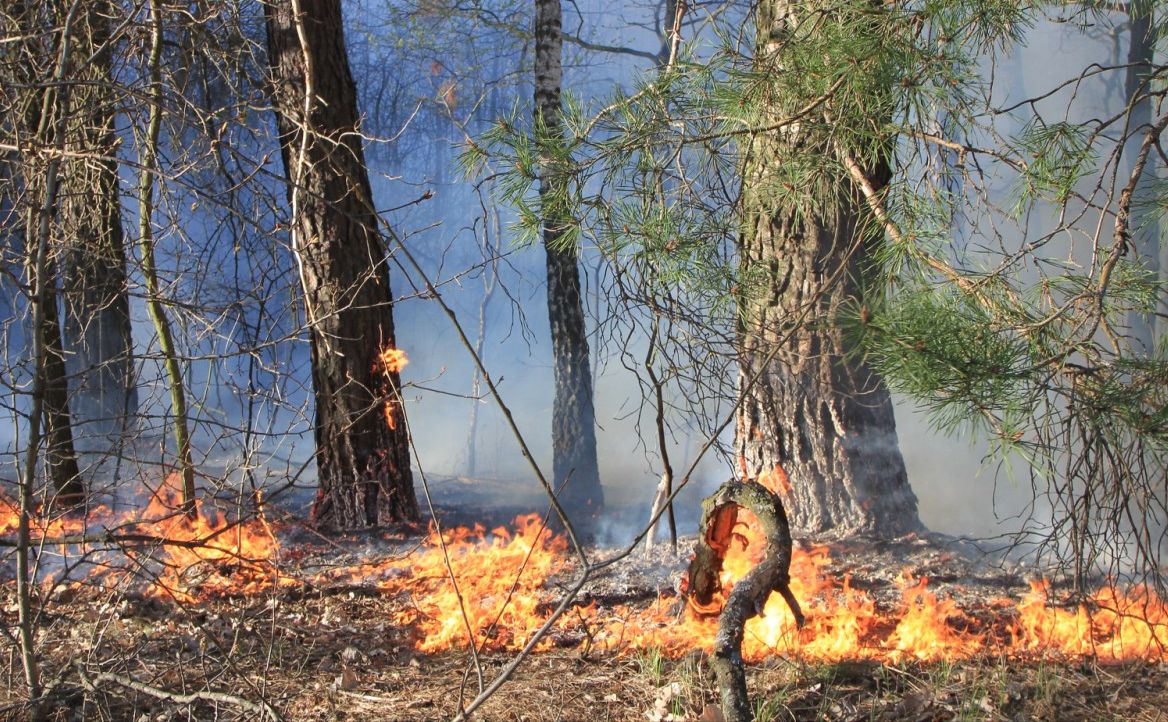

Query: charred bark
[685,479,803,722]
[58,0,136,446]
[265,0,417,529]
[736,0,920,538]
[534,0,604,527]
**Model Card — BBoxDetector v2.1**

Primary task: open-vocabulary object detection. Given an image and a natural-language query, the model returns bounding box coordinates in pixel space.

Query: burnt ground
[2,499,1168,722]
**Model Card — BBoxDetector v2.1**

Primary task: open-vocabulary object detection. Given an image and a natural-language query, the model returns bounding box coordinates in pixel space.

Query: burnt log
[684,479,803,722]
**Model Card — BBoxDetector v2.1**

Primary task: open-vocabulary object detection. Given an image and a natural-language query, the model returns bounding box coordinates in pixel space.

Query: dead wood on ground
[685,479,804,722]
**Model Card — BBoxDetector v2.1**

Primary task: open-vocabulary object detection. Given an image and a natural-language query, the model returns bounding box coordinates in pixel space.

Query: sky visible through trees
[0,0,1163,551]
[1,0,1167,717]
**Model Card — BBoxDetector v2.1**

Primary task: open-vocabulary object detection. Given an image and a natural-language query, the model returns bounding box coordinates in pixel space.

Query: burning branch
[685,479,803,722]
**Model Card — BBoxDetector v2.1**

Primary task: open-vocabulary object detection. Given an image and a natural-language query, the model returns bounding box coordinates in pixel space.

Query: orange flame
[0,475,285,602]
[376,346,408,430]
[886,573,983,661]
[128,475,285,602]
[378,347,409,374]
[390,514,566,652]
[5,487,1168,663]
[756,466,791,496]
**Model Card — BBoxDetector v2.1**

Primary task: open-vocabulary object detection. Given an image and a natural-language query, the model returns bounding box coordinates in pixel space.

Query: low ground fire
[6,480,1166,665]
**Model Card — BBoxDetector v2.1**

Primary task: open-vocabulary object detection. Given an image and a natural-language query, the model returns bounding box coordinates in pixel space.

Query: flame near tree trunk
[4,484,1168,665]
[377,347,409,431]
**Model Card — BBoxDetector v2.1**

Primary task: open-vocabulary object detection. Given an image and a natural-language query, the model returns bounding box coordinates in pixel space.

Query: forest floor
[2,501,1167,722]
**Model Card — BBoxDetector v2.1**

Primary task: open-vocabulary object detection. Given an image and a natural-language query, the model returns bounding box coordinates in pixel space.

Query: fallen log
[684,479,803,722]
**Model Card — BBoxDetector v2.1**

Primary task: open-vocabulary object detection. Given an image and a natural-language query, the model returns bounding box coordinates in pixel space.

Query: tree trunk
[33,256,84,507]
[265,0,417,529]
[11,0,85,507]
[137,0,197,517]
[58,0,136,446]
[1123,7,1160,353]
[736,0,920,537]
[535,0,604,527]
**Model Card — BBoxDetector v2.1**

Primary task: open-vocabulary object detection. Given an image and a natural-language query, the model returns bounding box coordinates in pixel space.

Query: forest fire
[377,346,409,430]
[0,476,285,603]
[3,492,1166,663]
[126,479,285,601]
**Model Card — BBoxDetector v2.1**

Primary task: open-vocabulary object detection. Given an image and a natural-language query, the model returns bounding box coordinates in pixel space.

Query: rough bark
[58,0,136,445]
[12,0,84,507]
[684,480,803,722]
[265,0,417,529]
[535,0,604,526]
[736,0,920,537]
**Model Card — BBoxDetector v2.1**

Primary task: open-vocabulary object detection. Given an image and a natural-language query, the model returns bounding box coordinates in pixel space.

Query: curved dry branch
[685,479,803,722]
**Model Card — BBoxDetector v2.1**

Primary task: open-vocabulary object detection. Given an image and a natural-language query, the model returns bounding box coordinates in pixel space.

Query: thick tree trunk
[265,0,417,529]
[58,0,136,445]
[535,0,604,526]
[736,0,920,537]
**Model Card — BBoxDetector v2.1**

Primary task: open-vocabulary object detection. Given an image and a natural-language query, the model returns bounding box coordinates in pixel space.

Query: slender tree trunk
[58,0,136,447]
[1123,8,1160,352]
[137,0,196,517]
[535,0,604,526]
[465,229,497,478]
[265,0,417,529]
[32,253,83,506]
[735,0,920,537]
[643,0,683,551]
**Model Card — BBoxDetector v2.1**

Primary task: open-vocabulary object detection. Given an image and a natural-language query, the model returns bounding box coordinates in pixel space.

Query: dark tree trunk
[535,0,604,526]
[10,0,85,506]
[735,0,920,537]
[35,259,84,506]
[59,0,137,445]
[265,0,417,529]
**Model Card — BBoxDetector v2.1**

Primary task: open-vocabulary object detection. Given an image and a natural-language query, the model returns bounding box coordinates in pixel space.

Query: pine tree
[735,0,920,535]
[265,0,418,529]
[534,0,604,528]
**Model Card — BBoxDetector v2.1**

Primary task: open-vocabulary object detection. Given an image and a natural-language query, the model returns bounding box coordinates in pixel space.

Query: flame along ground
[3,483,1168,664]
[0,477,286,604]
